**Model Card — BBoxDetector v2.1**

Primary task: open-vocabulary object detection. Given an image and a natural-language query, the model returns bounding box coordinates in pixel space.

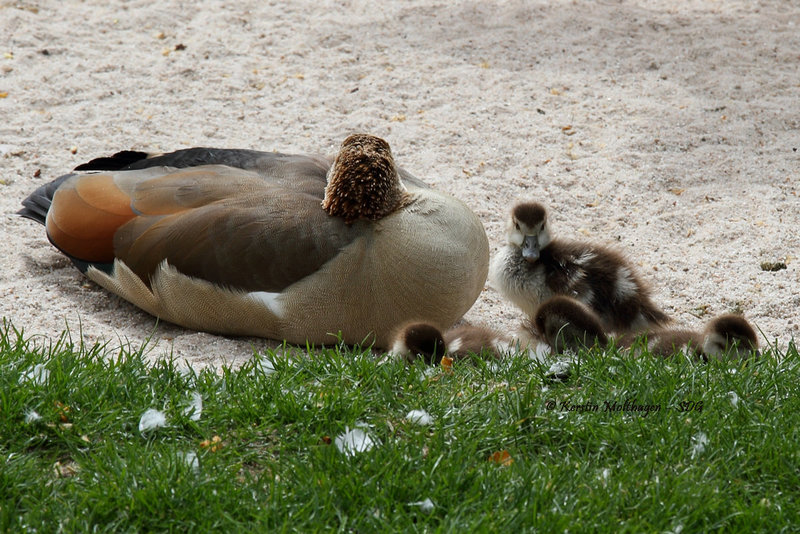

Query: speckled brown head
[322,134,410,224]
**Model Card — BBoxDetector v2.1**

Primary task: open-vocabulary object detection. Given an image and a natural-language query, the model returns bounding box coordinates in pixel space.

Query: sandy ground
[1,0,798,368]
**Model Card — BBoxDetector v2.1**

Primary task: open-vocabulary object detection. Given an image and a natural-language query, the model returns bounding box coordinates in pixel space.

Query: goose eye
[514,222,520,230]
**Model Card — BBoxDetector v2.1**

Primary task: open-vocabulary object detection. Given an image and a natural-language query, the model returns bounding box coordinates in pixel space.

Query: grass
[2,318,799,533]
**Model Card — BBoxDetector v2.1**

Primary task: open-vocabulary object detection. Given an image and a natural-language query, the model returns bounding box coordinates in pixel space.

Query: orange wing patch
[46,174,136,262]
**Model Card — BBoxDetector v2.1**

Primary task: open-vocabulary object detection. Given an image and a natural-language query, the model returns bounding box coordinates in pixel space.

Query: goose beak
[521,235,540,263]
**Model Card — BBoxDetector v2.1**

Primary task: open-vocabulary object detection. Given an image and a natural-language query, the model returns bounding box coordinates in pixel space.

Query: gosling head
[533,296,608,354]
[507,201,552,263]
[391,322,447,365]
[702,314,759,361]
[322,133,410,224]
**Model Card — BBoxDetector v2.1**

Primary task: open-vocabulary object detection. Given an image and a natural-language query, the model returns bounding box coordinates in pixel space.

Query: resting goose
[391,322,512,363]
[489,201,670,335]
[18,134,489,348]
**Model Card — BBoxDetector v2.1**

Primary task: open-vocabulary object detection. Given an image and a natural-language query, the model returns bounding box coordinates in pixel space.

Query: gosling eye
[514,222,520,230]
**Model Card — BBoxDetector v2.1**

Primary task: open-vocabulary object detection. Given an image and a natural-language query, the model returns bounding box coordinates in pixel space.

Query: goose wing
[41,152,363,292]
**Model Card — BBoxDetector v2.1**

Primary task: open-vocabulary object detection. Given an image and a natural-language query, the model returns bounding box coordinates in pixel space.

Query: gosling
[489,201,670,335]
[533,295,758,361]
[391,322,513,363]
[644,313,759,361]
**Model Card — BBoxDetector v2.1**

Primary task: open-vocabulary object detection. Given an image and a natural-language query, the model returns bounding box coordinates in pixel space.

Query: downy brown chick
[490,201,670,335]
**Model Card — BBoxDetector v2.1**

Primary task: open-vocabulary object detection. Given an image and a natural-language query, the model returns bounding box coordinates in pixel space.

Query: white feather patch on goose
[248,291,284,318]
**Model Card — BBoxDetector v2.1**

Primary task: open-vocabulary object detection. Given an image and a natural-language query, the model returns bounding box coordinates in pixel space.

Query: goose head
[322,134,411,224]
[702,314,759,361]
[391,322,447,364]
[507,201,552,263]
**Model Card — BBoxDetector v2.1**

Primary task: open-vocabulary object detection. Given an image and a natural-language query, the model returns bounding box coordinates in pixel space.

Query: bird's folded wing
[47,163,359,293]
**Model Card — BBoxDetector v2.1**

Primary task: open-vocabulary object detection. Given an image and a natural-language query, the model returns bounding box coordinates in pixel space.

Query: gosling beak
[521,235,540,263]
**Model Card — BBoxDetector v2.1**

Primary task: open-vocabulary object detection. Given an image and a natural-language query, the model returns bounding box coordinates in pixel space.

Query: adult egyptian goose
[391,321,512,363]
[489,201,670,335]
[18,134,489,348]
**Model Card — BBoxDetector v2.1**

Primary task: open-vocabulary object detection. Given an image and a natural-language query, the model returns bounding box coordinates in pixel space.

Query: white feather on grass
[334,427,376,456]
[22,364,49,385]
[406,409,434,426]
[24,409,41,423]
[139,408,168,433]
[547,360,571,379]
[184,392,203,421]
[178,451,199,472]
[253,357,276,376]
[531,341,551,362]
[409,498,435,513]
[691,431,708,459]
[601,467,611,487]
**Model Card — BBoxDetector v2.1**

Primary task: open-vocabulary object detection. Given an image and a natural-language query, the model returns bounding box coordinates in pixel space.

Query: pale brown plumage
[18,134,490,348]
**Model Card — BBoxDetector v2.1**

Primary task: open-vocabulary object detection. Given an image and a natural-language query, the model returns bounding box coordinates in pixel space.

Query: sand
[1,0,798,368]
